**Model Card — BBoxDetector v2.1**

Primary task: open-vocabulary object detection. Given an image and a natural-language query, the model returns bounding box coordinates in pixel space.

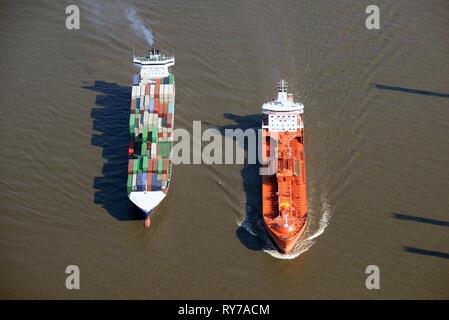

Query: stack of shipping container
[127,74,175,194]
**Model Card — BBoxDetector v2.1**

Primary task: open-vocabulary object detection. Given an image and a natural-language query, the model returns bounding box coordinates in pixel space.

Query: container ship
[127,48,175,227]
[261,80,307,253]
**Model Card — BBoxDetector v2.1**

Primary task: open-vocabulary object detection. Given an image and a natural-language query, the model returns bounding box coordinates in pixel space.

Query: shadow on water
[393,212,449,227]
[214,113,268,251]
[373,83,449,99]
[83,80,142,221]
[404,247,449,260]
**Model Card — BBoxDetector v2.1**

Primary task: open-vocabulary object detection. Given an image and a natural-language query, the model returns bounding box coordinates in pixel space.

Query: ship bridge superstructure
[134,48,175,81]
[262,80,304,132]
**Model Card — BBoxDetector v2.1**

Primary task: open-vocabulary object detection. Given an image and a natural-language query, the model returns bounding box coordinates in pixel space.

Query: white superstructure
[262,80,304,132]
[133,49,175,82]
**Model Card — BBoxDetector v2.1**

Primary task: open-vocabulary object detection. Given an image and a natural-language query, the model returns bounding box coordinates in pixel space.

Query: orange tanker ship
[261,80,308,254]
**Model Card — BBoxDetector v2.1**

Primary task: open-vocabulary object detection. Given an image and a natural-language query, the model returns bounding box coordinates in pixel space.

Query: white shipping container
[145,95,150,108]
[158,118,162,128]
[131,86,136,98]
[160,83,164,99]
[140,85,146,97]
[144,111,149,125]
[132,174,137,191]
[150,85,155,98]
[165,84,171,97]
[151,143,157,159]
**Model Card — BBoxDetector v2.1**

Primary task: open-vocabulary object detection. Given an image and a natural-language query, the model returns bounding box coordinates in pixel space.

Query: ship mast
[276,79,288,102]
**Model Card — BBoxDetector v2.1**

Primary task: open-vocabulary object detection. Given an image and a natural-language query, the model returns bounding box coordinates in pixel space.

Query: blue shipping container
[137,173,145,191]
[151,173,157,190]
[142,173,147,190]
[132,74,139,86]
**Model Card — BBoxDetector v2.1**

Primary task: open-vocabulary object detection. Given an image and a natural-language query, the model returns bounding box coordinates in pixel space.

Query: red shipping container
[155,79,160,98]
[163,103,167,118]
[162,173,167,181]
[146,177,151,191]
[162,159,168,173]
[128,141,134,155]
[130,99,136,111]
[128,159,134,173]
[167,114,172,128]
[154,99,160,114]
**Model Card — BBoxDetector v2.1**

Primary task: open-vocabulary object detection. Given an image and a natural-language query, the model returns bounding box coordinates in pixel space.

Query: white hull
[128,191,166,216]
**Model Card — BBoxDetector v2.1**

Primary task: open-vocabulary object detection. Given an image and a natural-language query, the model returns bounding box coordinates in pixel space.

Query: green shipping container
[133,158,139,173]
[142,142,147,156]
[157,141,172,158]
[143,156,149,172]
[142,127,148,143]
[129,114,135,134]
[157,159,163,174]
[152,126,158,142]
[169,74,174,84]
[127,174,133,193]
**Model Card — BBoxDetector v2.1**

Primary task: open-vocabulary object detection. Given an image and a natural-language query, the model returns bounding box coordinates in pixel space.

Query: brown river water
[1,0,448,299]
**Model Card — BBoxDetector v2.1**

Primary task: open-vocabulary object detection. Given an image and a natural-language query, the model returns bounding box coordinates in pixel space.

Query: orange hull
[261,122,308,254]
